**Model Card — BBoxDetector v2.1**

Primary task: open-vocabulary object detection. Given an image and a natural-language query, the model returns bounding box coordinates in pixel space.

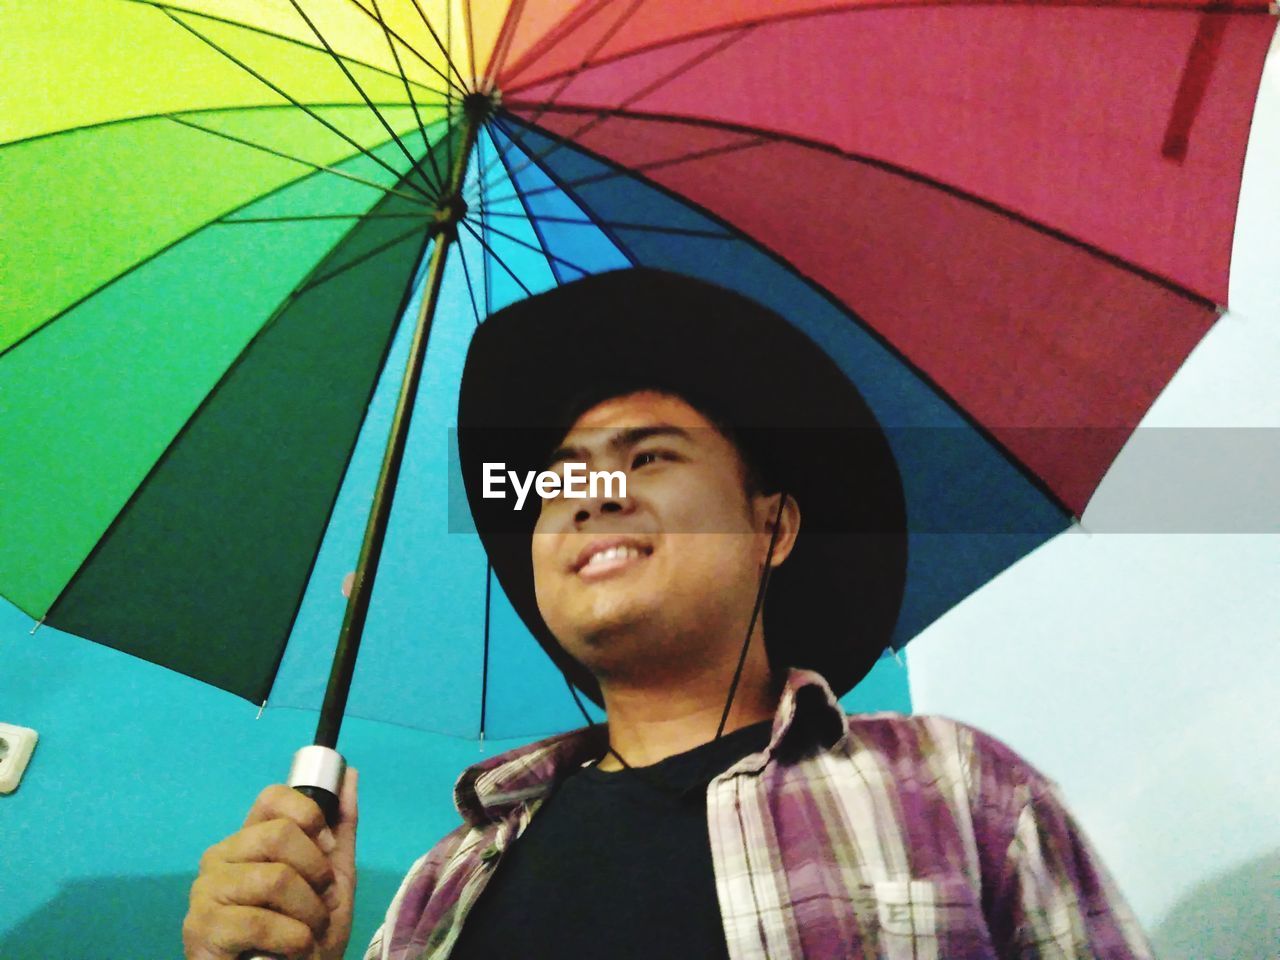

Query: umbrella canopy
[1,0,1274,739]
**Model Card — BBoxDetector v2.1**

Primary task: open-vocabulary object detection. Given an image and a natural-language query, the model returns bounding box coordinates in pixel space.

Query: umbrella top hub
[462,90,500,121]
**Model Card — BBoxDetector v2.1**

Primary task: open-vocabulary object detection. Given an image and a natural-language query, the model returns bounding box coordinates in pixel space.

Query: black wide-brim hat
[457,268,907,705]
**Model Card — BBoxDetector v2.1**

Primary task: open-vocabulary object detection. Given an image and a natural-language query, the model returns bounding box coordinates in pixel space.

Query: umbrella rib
[450,128,486,326]
[459,219,533,296]
[286,0,442,199]
[514,0,647,132]
[445,0,455,176]
[463,0,480,91]
[494,0,614,89]
[488,117,639,269]
[473,0,649,191]
[262,223,441,709]
[221,212,434,223]
[480,208,733,239]
[160,7,440,204]
[499,0,1279,97]
[463,213,591,279]
[368,0,450,197]
[489,137,574,282]
[131,0,453,102]
[455,226,486,326]
[477,116,770,208]
[3,102,435,152]
[40,209,438,655]
[472,24,756,201]
[477,132,493,313]
[495,113,1089,519]
[164,114,436,207]
[290,224,431,299]
[0,130,423,364]
[482,213,493,315]
[481,0,528,92]
[513,105,1221,310]
[339,0,471,95]
[399,0,473,91]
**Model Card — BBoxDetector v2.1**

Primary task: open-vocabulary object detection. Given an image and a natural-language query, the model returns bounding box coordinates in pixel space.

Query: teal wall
[0,605,493,958]
[0,601,909,958]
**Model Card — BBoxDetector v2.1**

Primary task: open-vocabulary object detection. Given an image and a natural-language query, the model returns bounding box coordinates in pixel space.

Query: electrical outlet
[0,723,38,794]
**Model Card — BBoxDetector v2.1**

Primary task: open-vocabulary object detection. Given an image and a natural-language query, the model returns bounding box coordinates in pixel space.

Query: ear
[753,491,801,569]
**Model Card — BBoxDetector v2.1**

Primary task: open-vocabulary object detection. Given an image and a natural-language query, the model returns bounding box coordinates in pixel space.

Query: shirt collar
[452,666,849,827]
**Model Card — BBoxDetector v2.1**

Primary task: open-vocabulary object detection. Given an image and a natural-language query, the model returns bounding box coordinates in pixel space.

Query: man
[185,269,1155,959]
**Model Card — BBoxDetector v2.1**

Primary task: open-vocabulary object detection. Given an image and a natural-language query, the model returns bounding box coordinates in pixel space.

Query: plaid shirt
[364,667,1154,959]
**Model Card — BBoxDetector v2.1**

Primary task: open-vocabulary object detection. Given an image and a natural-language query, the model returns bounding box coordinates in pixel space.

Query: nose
[573,491,632,526]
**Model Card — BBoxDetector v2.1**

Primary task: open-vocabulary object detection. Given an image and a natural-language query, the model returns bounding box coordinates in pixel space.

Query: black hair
[554,378,777,498]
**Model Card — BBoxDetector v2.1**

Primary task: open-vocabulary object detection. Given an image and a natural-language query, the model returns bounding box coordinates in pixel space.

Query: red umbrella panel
[491,0,1276,513]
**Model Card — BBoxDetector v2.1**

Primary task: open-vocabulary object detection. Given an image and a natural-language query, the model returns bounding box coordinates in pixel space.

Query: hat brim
[457,269,907,705]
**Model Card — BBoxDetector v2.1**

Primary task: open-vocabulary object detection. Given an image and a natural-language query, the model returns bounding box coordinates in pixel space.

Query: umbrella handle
[239,745,347,960]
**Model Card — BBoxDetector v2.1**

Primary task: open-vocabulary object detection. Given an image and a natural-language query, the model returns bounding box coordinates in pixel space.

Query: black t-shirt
[448,719,775,960]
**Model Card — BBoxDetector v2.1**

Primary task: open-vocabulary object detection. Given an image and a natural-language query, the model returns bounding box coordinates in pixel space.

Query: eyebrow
[545,425,694,470]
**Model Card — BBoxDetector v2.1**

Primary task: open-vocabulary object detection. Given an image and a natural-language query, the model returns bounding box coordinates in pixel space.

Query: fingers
[186,855,330,958]
[207,816,335,892]
[184,903,315,958]
[185,782,359,960]
[338,767,358,829]
[200,860,330,937]
[244,784,327,837]
[323,768,359,923]
[332,769,358,854]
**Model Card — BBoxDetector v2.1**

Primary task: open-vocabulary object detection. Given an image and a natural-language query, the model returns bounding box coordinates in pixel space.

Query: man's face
[530,391,794,686]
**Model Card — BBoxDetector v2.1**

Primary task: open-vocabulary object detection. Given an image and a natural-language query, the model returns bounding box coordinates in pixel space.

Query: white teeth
[584,545,642,568]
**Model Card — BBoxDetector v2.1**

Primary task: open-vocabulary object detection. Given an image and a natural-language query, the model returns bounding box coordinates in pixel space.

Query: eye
[631,449,673,469]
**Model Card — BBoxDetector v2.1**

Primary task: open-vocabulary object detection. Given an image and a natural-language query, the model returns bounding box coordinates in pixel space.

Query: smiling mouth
[574,541,653,579]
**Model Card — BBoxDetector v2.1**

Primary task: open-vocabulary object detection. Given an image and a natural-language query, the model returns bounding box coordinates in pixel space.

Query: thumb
[323,768,358,915]
[333,766,358,862]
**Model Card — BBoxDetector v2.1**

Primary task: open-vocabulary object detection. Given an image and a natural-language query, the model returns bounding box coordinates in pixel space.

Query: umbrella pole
[284,98,488,825]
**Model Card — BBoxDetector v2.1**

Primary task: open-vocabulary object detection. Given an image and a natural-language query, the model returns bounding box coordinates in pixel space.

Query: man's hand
[183,769,358,960]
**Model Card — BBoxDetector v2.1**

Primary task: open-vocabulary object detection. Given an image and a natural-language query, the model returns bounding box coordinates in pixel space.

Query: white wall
[906,31,1280,960]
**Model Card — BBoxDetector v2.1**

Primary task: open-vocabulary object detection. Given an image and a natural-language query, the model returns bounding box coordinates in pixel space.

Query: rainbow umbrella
[2,2,1275,766]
